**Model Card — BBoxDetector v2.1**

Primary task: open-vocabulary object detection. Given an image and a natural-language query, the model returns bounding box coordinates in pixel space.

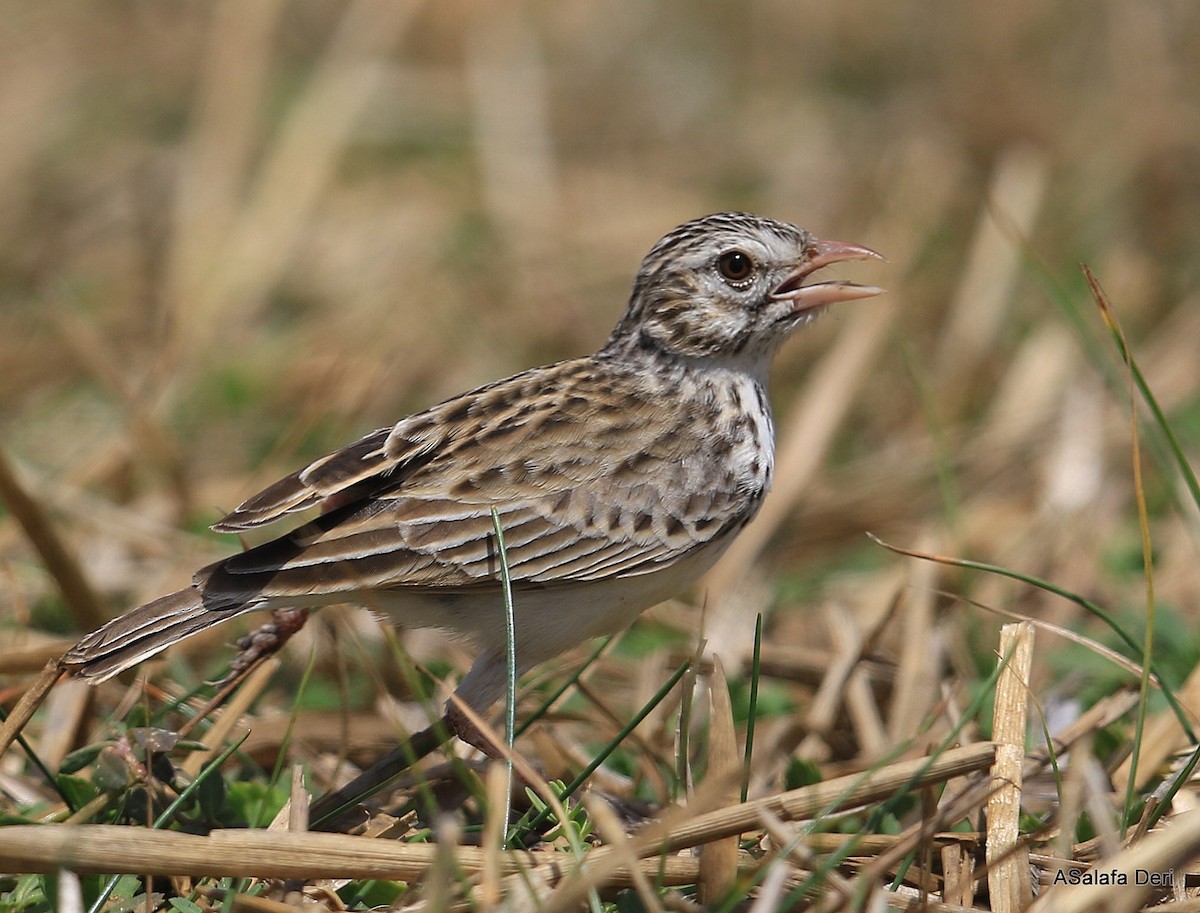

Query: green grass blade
[1084,265,1200,514]
[869,534,1195,743]
[741,613,763,804]
[514,637,611,738]
[508,658,692,846]
[490,507,517,849]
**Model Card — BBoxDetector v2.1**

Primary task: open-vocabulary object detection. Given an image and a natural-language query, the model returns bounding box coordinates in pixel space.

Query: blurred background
[3,0,1200,761]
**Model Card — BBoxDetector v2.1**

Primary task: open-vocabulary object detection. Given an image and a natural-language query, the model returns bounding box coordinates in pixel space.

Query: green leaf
[57,743,106,775]
[94,746,136,791]
[54,774,99,810]
[195,766,228,821]
[225,781,288,827]
[784,757,822,790]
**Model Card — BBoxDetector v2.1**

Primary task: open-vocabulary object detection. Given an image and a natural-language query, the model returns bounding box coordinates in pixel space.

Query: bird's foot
[220,606,310,685]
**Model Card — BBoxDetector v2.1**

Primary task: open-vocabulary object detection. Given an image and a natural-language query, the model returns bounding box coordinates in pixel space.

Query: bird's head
[607,212,883,363]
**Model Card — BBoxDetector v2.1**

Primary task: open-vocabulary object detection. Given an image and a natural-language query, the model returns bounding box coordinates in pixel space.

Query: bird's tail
[61,589,254,683]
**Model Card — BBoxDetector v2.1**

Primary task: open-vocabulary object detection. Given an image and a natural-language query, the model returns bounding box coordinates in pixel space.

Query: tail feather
[61,589,256,683]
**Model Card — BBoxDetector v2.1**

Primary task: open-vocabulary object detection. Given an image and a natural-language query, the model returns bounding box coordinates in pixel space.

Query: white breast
[720,370,775,497]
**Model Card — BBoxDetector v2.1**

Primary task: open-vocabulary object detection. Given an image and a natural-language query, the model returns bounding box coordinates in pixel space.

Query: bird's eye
[717,250,755,284]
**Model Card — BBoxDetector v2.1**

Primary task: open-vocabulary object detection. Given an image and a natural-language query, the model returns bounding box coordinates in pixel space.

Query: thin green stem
[509,658,692,846]
[741,613,763,803]
[490,507,517,850]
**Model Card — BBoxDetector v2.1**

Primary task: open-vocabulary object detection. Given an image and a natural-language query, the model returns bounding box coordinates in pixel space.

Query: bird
[62,212,882,746]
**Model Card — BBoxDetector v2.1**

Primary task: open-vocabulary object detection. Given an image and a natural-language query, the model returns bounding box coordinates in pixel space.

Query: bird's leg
[445,692,506,758]
[309,719,453,831]
[440,646,516,756]
[177,607,312,739]
[310,653,510,828]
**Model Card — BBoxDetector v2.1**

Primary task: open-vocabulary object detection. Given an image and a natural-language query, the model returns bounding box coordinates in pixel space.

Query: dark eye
[717,250,755,284]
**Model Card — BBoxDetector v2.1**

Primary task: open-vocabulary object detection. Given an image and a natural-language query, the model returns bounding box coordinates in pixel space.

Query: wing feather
[192,357,761,606]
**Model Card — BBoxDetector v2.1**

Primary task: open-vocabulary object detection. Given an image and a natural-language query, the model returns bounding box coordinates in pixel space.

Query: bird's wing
[195,358,756,602]
[212,426,443,531]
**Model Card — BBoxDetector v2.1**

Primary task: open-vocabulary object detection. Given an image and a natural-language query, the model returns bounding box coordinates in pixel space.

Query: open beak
[771,238,885,313]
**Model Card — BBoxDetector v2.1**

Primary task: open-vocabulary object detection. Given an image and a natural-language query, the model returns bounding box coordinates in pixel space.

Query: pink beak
[772,238,885,312]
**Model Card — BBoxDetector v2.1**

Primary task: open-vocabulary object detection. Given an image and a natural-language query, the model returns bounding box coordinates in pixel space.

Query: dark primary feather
[63,590,256,683]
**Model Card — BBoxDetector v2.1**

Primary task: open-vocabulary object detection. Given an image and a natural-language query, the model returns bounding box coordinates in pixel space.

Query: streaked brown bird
[63,212,882,743]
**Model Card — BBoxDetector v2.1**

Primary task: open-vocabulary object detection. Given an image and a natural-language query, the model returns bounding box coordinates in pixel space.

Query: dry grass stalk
[584,795,669,913]
[423,813,462,911]
[941,840,976,907]
[0,822,754,890]
[829,606,889,758]
[32,676,90,771]
[0,824,477,880]
[986,621,1036,911]
[697,655,740,904]
[935,146,1049,391]
[181,658,280,778]
[796,603,868,762]
[655,742,995,856]
[479,761,508,907]
[0,640,78,676]
[0,444,105,632]
[747,857,794,913]
[0,661,60,761]
[287,764,309,833]
[803,832,975,857]
[889,536,941,745]
[195,886,300,912]
[1112,660,1200,794]
[1054,731,1092,866]
[1030,806,1200,913]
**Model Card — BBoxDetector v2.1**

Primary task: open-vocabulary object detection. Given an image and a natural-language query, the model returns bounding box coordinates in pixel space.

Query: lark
[63,212,882,740]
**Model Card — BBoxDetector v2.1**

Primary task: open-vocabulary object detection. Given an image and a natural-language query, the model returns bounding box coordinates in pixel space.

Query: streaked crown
[605,212,881,363]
